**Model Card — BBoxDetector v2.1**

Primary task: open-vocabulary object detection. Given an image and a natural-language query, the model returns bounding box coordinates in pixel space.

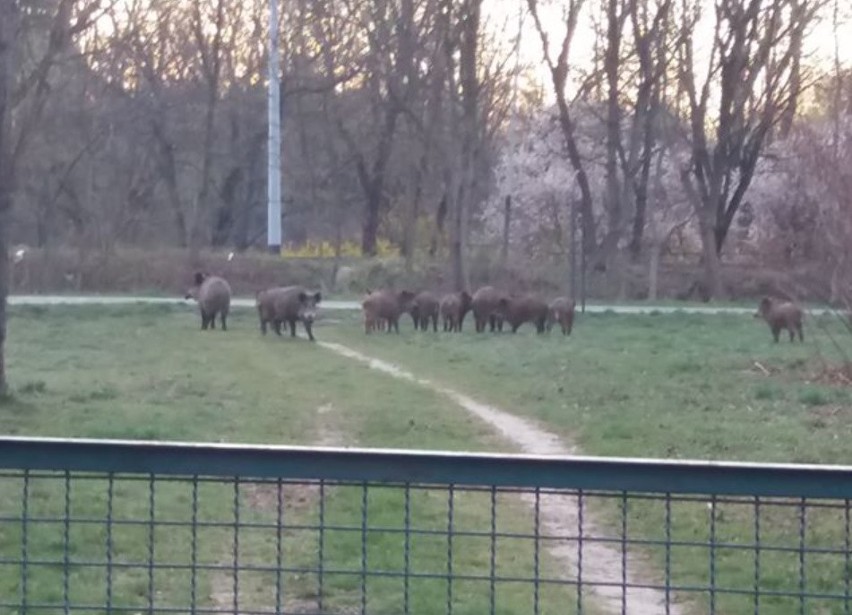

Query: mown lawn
[325,309,852,464]
[324,307,852,614]
[0,304,579,614]
[4,303,852,614]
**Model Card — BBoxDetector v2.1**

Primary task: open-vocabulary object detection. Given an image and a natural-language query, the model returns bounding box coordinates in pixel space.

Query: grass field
[2,303,852,613]
[322,308,852,614]
[0,304,582,614]
[323,308,852,464]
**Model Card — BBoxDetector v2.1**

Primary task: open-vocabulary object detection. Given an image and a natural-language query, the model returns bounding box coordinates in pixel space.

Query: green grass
[0,304,580,614]
[321,309,852,614]
[323,310,852,464]
[5,304,852,613]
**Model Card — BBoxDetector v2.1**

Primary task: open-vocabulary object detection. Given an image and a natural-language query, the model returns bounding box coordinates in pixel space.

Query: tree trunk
[648,241,661,301]
[331,213,343,292]
[152,120,188,246]
[403,159,426,274]
[699,220,724,300]
[361,184,381,257]
[501,195,511,271]
[403,187,421,274]
[450,184,467,291]
[601,0,624,273]
[0,0,19,394]
[780,0,804,138]
[428,194,447,259]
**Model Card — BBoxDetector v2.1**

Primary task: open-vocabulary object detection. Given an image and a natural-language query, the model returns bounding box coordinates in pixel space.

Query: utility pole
[267,0,282,253]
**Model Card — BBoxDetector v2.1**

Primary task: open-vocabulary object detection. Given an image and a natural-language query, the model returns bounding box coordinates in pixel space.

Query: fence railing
[1,436,852,614]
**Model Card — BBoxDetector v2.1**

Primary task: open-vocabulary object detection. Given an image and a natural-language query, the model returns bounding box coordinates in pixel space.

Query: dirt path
[211,403,345,614]
[320,341,685,615]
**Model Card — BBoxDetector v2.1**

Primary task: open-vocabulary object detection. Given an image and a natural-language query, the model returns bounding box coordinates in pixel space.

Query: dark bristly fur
[440,291,473,332]
[471,286,510,333]
[410,291,441,332]
[547,297,576,335]
[361,290,416,334]
[256,286,322,341]
[185,273,231,331]
[756,296,804,343]
[499,295,550,334]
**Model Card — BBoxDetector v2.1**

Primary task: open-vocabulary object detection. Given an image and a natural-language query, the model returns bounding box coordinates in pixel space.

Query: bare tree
[0,0,18,393]
[0,0,106,392]
[527,0,597,260]
[624,0,672,259]
[446,0,482,290]
[676,0,822,298]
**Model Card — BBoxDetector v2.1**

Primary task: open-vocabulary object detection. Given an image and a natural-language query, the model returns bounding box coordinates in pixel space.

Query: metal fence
[2,437,852,614]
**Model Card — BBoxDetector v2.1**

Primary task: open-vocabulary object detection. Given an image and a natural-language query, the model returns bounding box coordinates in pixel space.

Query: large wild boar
[547,297,576,335]
[471,286,509,333]
[256,286,322,341]
[755,296,804,343]
[440,291,473,332]
[362,290,416,334]
[499,295,549,333]
[185,272,231,331]
[411,291,441,332]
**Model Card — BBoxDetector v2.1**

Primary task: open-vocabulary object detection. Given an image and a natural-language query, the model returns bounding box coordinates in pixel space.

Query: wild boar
[411,291,441,332]
[440,291,473,332]
[471,286,509,333]
[185,273,231,331]
[755,296,804,343]
[499,295,549,333]
[362,290,416,334]
[547,297,576,335]
[257,286,322,341]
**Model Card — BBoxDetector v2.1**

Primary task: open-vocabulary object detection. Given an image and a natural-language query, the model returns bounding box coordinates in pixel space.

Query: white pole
[267,0,282,253]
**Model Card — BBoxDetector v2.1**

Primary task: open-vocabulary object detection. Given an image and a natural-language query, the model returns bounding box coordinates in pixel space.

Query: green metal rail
[1,436,850,614]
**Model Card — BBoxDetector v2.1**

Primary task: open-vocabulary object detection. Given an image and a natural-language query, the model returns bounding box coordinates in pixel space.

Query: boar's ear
[194,272,205,285]
[298,291,308,304]
[313,291,322,304]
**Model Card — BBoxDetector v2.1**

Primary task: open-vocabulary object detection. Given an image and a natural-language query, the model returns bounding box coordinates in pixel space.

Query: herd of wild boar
[184,272,806,343]
[360,288,576,335]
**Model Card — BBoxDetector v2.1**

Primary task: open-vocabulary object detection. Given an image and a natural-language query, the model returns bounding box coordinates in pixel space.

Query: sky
[485,0,852,98]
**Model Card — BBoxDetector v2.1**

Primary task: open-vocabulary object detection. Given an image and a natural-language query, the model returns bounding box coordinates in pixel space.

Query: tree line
[1,0,850,391]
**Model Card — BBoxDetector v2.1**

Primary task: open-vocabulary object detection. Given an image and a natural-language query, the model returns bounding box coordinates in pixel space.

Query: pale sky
[485,0,852,99]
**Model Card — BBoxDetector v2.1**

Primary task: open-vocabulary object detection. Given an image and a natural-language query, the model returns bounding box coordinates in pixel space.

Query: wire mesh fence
[1,437,852,614]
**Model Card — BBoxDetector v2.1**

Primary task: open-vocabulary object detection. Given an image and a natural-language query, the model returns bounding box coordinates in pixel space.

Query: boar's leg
[303,320,315,342]
[221,313,228,331]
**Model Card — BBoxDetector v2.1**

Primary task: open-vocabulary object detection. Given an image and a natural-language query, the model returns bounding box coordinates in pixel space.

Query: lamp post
[267,0,282,254]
